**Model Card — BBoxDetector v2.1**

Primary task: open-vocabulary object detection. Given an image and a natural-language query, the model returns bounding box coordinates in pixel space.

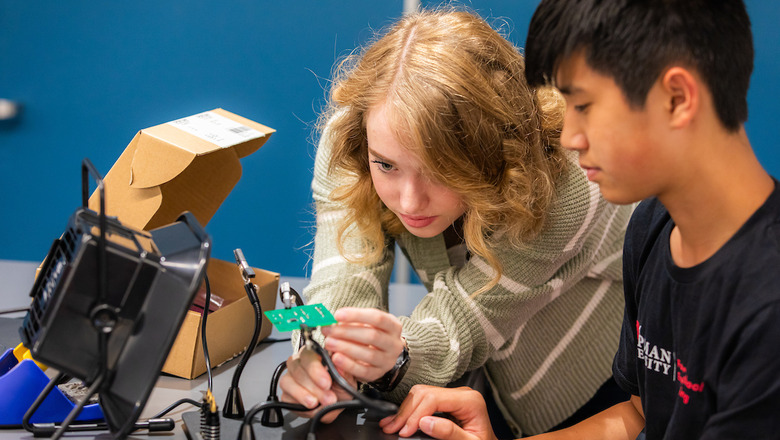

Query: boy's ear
[661,67,699,128]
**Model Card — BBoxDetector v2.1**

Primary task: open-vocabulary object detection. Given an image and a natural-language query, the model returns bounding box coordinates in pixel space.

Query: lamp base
[181,407,432,440]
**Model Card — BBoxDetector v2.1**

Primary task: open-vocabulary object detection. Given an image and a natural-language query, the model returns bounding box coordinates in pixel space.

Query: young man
[378,0,780,439]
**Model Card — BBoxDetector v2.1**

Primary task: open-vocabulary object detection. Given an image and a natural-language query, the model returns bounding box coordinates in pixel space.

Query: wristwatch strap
[369,338,410,392]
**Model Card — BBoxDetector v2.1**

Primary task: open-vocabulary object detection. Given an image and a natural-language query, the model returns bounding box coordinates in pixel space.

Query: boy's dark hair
[524,0,754,132]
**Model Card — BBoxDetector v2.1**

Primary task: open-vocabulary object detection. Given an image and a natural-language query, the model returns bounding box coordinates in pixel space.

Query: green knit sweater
[303,127,634,435]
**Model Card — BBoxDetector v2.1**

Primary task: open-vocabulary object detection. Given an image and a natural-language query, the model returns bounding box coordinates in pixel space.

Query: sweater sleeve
[301,118,395,324]
[389,158,633,402]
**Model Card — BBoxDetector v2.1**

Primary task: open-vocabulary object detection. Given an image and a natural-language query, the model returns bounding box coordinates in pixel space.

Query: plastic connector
[200,390,220,440]
[280,282,292,309]
[142,418,175,432]
[260,395,284,427]
[30,423,56,438]
[222,386,245,419]
[240,422,256,440]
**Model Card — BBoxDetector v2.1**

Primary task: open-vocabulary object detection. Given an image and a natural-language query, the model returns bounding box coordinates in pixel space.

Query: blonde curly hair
[319,9,567,293]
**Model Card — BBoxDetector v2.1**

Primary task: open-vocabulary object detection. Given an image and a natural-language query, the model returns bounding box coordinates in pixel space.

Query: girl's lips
[400,214,436,228]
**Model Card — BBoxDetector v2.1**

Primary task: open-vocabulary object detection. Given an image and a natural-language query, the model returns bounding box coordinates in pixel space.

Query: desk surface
[0,260,429,439]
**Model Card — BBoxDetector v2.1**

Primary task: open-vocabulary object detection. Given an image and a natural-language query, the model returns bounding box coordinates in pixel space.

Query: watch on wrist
[369,339,410,392]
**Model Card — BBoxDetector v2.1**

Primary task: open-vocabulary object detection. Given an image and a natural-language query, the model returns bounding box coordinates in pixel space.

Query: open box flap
[88,139,163,230]
[128,129,202,189]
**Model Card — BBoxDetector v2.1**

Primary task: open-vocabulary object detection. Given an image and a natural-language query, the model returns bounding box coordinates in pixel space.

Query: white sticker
[167,111,265,148]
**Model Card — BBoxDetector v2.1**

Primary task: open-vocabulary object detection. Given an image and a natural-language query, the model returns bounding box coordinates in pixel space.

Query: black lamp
[19,158,211,439]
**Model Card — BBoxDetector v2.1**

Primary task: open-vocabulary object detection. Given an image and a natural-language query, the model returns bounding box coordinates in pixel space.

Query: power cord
[151,398,203,419]
[21,371,175,438]
[0,307,30,315]
[201,274,214,392]
[306,399,365,440]
[302,324,398,416]
[239,400,311,440]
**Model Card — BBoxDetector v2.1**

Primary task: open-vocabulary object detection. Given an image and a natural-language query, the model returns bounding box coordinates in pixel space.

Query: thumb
[419,416,471,440]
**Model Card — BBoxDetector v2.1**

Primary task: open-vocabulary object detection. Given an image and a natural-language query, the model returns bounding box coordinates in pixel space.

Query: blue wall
[1,1,778,279]
[0,1,402,277]
[434,1,780,173]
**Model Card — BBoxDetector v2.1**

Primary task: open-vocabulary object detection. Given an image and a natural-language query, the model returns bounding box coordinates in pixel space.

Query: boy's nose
[560,119,588,152]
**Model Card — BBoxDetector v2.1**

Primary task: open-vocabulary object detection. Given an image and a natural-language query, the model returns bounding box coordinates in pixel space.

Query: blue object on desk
[0,348,103,426]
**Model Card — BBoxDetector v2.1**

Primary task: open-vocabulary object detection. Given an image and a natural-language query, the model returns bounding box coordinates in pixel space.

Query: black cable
[307,335,398,415]
[242,328,398,436]
[201,274,214,392]
[239,288,396,437]
[306,399,365,440]
[299,339,397,440]
[0,307,30,315]
[21,361,176,438]
[239,400,311,439]
[270,361,288,397]
[243,400,311,422]
[27,419,175,436]
[260,337,292,344]
[151,398,203,419]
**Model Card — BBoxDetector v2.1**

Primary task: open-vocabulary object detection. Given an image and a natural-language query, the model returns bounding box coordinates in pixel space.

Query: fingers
[323,308,404,382]
[328,349,388,383]
[334,307,403,335]
[380,384,440,436]
[279,384,323,419]
[279,389,345,423]
[279,350,337,415]
[380,385,495,440]
[418,416,470,440]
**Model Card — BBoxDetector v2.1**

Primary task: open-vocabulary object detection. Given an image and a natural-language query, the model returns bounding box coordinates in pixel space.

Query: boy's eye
[371,159,394,172]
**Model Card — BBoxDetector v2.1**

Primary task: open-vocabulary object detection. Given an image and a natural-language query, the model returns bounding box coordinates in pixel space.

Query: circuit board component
[264,304,337,332]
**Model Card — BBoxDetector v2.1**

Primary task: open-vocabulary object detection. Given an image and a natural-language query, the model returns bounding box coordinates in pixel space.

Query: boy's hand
[321,307,405,383]
[279,347,356,423]
[379,385,498,440]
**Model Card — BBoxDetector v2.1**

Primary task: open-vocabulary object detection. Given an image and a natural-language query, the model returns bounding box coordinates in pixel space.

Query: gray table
[0,260,429,439]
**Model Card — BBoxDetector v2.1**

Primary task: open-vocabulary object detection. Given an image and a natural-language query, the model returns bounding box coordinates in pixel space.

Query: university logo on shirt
[636,321,673,376]
[636,321,704,405]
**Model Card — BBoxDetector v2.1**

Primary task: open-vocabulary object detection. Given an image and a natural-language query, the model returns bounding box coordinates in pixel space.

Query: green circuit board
[264,304,337,332]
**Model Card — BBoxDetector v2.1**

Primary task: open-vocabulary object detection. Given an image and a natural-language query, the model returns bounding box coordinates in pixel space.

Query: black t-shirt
[613,184,780,439]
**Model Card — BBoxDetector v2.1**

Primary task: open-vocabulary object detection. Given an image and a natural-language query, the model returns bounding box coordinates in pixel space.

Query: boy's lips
[580,164,601,181]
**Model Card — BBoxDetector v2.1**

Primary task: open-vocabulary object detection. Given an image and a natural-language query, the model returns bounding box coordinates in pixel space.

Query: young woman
[280,9,634,437]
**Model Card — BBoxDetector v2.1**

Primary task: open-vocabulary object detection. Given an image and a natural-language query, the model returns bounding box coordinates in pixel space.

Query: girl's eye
[371,159,394,172]
[574,103,590,113]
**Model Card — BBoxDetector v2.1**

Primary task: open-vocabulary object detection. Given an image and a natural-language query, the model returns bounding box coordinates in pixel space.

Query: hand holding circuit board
[269,282,399,430]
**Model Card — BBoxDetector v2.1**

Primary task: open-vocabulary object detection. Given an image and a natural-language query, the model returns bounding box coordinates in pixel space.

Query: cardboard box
[90,108,275,231]
[84,108,279,378]
[162,258,279,379]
